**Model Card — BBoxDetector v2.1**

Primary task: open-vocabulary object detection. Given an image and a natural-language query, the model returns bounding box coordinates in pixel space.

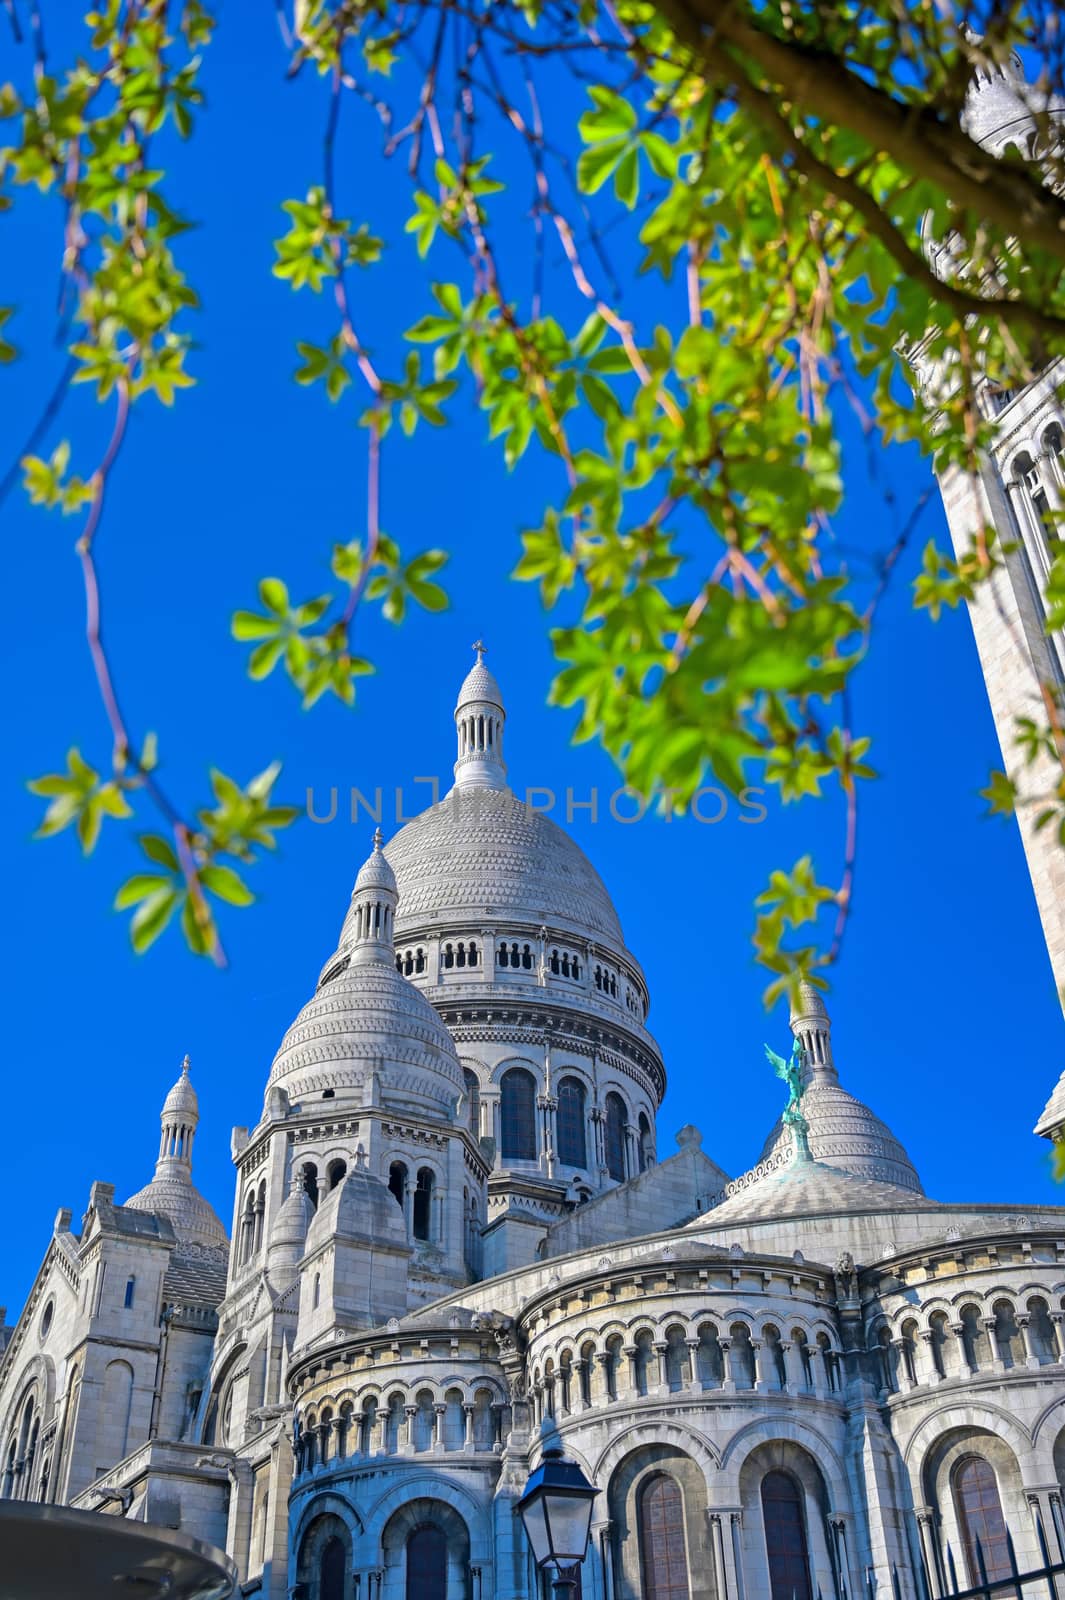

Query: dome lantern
[124,1057,228,1250]
[789,980,837,1086]
[348,829,399,968]
[453,640,507,792]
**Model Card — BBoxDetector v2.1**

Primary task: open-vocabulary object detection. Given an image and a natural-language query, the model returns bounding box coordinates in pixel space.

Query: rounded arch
[904,1402,1032,1473]
[358,1473,491,1563]
[594,1419,721,1489]
[719,1417,849,1508]
[605,1439,713,1600]
[380,1498,471,1600]
[294,1504,361,1600]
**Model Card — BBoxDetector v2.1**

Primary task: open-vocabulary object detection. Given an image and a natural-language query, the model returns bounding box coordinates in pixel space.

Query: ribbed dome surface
[758,1081,923,1194]
[456,660,503,709]
[374,787,625,945]
[269,960,463,1107]
[703,1158,934,1228]
[124,1174,228,1251]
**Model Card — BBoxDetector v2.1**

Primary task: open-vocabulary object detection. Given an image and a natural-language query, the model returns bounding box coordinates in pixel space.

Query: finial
[472,638,487,663]
[180,1054,191,1077]
[372,826,383,853]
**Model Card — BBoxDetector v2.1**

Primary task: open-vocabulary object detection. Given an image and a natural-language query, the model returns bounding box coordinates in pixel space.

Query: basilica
[4,639,1065,1600]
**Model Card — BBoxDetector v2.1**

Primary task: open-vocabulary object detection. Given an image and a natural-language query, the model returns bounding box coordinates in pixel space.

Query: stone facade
[4,649,1065,1600]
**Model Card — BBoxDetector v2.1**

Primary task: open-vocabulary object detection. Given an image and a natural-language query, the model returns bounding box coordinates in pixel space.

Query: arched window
[463,1069,481,1136]
[312,1273,321,1310]
[556,1078,587,1168]
[327,1159,347,1191]
[638,1112,652,1173]
[605,1093,627,1182]
[301,1163,319,1210]
[406,1524,447,1600]
[638,1473,690,1600]
[388,1161,407,1216]
[413,1168,434,1241]
[501,1068,537,1162]
[953,1455,1013,1584]
[320,1534,347,1600]
[762,1470,812,1600]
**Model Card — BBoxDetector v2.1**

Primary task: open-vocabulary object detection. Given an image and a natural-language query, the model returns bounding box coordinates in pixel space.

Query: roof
[269,959,463,1107]
[699,1156,937,1228]
[757,1080,923,1194]
[383,786,625,945]
[162,1246,229,1309]
[124,1175,229,1251]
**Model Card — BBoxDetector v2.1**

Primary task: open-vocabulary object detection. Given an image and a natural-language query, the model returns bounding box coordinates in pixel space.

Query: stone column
[571,1359,587,1414]
[686,1339,702,1393]
[462,1403,475,1451]
[623,1345,639,1399]
[708,1513,730,1600]
[375,1405,389,1455]
[1017,1315,1040,1371]
[654,1341,670,1395]
[751,1339,767,1392]
[729,1512,747,1600]
[432,1402,447,1453]
[891,1339,914,1393]
[915,1509,942,1599]
[950,1322,972,1375]
[782,1339,805,1393]
[595,1352,613,1403]
[805,1342,824,1396]
[597,1524,615,1600]
[983,1316,1006,1375]
[1048,1491,1065,1562]
[1051,1311,1065,1362]
[720,1338,735,1394]
[490,1403,504,1448]
[917,1331,941,1386]
[403,1403,418,1454]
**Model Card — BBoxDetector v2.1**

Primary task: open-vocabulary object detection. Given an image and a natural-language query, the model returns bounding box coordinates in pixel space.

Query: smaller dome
[124,1174,228,1251]
[269,1184,315,1252]
[703,1158,935,1228]
[456,653,503,711]
[354,828,397,895]
[304,1164,407,1253]
[162,1056,198,1118]
[758,1081,923,1194]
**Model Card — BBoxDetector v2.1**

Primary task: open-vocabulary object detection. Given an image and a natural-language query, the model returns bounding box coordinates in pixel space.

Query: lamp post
[516,1425,600,1600]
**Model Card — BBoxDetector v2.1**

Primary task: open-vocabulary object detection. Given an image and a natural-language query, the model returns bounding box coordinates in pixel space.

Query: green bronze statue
[764,1038,811,1153]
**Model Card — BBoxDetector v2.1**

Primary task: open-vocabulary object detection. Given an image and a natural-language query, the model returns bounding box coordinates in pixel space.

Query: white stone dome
[456,658,503,710]
[124,1173,228,1251]
[372,787,625,947]
[269,1185,315,1252]
[269,960,464,1109]
[757,1082,923,1194]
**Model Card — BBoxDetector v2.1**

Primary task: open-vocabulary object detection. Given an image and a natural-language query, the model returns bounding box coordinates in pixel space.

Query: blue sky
[1,8,1062,1317]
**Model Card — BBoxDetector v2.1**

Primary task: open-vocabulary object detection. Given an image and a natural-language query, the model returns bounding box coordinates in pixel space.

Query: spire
[453,640,507,791]
[348,829,399,966]
[789,980,838,1086]
[156,1054,199,1176]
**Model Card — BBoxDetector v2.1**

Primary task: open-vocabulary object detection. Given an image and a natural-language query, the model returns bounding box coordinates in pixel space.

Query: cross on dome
[472,638,487,662]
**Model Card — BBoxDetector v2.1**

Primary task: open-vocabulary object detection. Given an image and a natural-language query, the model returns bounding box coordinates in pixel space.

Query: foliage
[5,0,1065,1001]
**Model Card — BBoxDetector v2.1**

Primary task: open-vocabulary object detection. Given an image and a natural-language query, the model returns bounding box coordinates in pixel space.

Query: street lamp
[517,1425,600,1600]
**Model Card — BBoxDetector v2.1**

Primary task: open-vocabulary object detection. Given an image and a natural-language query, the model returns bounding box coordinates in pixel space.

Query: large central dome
[383,788,625,946]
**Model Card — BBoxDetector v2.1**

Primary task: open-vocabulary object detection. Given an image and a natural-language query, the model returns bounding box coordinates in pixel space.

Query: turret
[157,1054,199,1173]
[348,829,399,966]
[789,981,837,1086]
[453,640,507,791]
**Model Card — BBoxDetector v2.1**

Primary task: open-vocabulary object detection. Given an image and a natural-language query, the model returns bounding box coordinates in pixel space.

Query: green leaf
[200,863,255,906]
[130,887,181,953]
